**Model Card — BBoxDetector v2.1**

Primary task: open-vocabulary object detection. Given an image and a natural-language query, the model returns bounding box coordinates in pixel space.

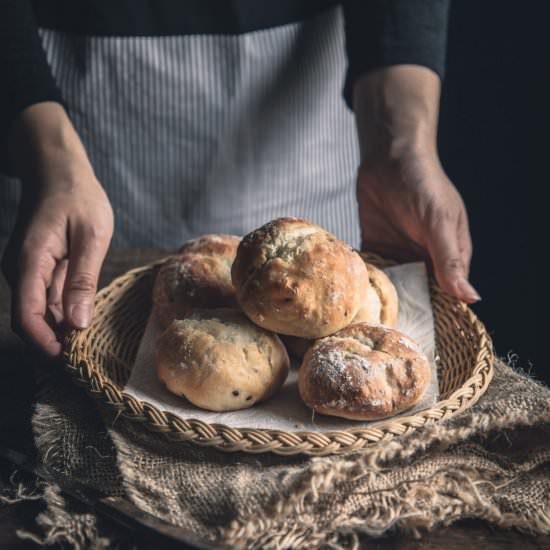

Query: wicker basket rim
[64,256,495,456]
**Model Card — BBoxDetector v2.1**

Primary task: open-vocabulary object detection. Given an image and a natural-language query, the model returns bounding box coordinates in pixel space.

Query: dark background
[438,1,542,381]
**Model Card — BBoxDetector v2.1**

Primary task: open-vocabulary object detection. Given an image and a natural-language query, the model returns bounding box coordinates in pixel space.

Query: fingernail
[48,303,64,325]
[70,304,92,328]
[456,279,482,302]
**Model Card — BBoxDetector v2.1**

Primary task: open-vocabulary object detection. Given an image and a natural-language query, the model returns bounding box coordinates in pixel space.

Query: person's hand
[357,151,479,303]
[353,65,480,304]
[1,102,114,357]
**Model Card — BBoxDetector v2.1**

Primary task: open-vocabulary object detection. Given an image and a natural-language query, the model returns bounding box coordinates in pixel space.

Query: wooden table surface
[1,245,548,549]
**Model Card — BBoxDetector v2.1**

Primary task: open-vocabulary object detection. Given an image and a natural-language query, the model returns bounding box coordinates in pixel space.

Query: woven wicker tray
[63,253,494,456]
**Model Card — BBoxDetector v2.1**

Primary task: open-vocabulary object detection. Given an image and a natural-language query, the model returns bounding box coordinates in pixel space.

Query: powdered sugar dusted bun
[298,324,431,420]
[156,308,290,412]
[152,234,240,328]
[231,218,369,338]
[353,262,399,327]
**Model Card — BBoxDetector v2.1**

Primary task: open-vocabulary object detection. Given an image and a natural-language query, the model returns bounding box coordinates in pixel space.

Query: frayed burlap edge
[0,471,44,505]
[221,361,550,549]
[15,482,112,549]
[11,401,115,549]
[221,447,550,550]
[0,469,112,550]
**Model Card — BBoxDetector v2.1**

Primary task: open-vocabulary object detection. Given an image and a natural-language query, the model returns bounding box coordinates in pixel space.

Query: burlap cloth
[25,357,550,549]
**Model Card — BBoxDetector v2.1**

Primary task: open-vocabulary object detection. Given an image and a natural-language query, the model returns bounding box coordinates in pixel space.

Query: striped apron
[0,5,360,249]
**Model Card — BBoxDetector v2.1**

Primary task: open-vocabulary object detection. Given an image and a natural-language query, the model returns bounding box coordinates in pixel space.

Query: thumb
[427,217,481,304]
[63,226,109,329]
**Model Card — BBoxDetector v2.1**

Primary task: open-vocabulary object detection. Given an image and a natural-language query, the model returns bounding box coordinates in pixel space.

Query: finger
[47,259,68,324]
[427,216,481,304]
[361,238,431,265]
[457,210,473,279]
[63,226,109,329]
[360,216,431,263]
[14,250,62,357]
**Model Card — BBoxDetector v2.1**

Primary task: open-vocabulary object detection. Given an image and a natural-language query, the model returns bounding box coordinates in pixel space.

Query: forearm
[353,65,441,167]
[9,102,93,185]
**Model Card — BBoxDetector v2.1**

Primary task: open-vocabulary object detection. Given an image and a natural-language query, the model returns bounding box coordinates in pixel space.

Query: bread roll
[231,217,369,338]
[152,234,240,328]
[178,233,241,256]
[156,308,290,412]
[298,324,431,420]
[353,262,398,326]
[283,262,398,360]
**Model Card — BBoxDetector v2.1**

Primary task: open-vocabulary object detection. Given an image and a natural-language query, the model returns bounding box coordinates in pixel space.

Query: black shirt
[0,0,450,138]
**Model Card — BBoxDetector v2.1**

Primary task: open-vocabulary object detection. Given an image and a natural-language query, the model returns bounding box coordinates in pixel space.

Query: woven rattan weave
[64,254,494,456]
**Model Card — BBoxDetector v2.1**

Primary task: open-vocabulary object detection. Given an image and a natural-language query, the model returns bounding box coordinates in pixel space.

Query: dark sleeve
[0,0,63,174]
[342,0,451,108]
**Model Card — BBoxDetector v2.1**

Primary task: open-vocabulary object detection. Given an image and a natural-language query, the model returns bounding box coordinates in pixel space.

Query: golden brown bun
[231,218,369,338]
[353,262,399,327]
[152,234,240,328]
[298,324,431,420]
[282,262,398,360]
[156,308,290,412]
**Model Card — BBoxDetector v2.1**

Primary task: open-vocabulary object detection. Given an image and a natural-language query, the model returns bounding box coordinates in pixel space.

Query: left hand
[357,149,480,304]
[353,65,480,304]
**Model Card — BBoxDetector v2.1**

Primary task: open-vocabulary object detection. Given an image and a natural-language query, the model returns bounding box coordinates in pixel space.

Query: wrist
[353,65,440,168]
[358,145,442,190]
[9,102,92,181]
[369,136,438,170]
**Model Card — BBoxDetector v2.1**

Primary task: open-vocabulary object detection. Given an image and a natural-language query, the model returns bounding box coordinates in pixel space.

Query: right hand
[1,102,114,357]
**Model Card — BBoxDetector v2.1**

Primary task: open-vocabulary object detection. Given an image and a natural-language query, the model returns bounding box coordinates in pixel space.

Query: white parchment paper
[124,262,439,432]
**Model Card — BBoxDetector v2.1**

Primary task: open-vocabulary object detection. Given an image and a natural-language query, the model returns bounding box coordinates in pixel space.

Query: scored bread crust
[231,217,369,339]
[155,308,290,412]
[152,234,240,328]
[298,323,431,420]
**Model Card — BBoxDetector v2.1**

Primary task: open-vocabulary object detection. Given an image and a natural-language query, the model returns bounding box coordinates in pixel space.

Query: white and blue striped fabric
[0,6,360,248]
